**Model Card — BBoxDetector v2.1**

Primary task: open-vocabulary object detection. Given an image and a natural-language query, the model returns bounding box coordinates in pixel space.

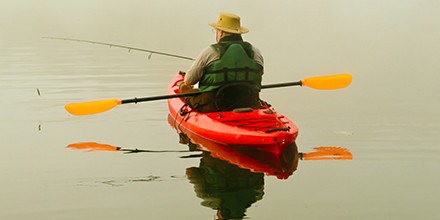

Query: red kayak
[167,72,298,156]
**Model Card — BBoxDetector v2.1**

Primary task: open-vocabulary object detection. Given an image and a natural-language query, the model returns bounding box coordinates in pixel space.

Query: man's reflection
[186,151,264,220]
[185,140,299,219]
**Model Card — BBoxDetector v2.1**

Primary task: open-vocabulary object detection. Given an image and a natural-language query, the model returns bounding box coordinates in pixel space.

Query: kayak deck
[167,73,298,155]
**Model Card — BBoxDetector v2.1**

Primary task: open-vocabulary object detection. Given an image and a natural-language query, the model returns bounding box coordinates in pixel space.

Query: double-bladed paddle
[65,73,352,116]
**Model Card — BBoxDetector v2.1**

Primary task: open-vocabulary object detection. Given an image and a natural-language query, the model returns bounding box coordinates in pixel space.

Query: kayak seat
[214,83,260,111]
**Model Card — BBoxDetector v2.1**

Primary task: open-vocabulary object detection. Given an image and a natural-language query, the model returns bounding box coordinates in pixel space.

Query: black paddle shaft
[121,91,204,104]
[261,81,302,89]
[120,81,302,104]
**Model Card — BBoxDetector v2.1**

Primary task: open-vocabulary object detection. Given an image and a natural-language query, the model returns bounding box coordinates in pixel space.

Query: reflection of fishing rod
[42,37,195,61]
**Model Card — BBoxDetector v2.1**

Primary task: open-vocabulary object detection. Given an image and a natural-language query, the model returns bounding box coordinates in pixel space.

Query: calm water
[1,0,440,219]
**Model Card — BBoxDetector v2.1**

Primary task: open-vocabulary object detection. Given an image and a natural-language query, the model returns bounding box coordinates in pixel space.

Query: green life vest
[199,41,263,92]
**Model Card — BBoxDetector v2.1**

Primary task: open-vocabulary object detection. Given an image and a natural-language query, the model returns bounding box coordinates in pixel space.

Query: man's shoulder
[202,45,218,53]
[197,45,220,62]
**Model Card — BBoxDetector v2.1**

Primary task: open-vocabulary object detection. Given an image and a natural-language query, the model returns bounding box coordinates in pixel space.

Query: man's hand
[179,81,194,93]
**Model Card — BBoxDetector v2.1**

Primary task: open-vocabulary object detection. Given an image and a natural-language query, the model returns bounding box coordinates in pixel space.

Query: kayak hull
[167,73,298,156]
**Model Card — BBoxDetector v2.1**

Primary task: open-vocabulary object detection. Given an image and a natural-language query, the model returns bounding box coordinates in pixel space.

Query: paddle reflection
[66,139,351,219]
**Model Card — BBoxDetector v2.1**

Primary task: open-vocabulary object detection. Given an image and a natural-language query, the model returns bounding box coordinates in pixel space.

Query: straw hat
[209,12,249,34]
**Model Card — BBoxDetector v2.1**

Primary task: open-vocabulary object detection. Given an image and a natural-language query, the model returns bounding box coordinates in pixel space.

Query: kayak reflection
[179,132,299,180]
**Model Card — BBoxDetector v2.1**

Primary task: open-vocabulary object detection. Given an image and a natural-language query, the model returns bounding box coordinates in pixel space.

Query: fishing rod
[43,37,195,61]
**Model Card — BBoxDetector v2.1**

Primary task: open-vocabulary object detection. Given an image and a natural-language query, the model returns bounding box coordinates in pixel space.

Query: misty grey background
[1,0,439,219]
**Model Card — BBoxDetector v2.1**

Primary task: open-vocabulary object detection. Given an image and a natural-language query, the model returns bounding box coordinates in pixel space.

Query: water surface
[1,0,440,219]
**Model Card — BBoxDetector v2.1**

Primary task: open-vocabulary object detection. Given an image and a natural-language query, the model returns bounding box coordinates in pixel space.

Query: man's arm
[184,46,219,85]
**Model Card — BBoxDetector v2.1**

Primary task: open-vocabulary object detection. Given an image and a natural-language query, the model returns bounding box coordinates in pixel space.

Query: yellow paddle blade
[65,99,121,116]
[67,142,119,152]
[302,147,352,160]
[302,73,352,90]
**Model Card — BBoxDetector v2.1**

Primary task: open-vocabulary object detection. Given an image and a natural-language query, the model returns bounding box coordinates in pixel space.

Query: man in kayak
[179,12,264,112]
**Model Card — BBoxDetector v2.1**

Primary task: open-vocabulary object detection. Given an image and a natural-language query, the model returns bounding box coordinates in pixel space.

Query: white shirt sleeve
[252,46,264,74]
[184,46,219,85]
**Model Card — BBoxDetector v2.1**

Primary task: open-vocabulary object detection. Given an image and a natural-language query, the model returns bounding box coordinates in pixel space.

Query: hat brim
[209,23,249,34]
